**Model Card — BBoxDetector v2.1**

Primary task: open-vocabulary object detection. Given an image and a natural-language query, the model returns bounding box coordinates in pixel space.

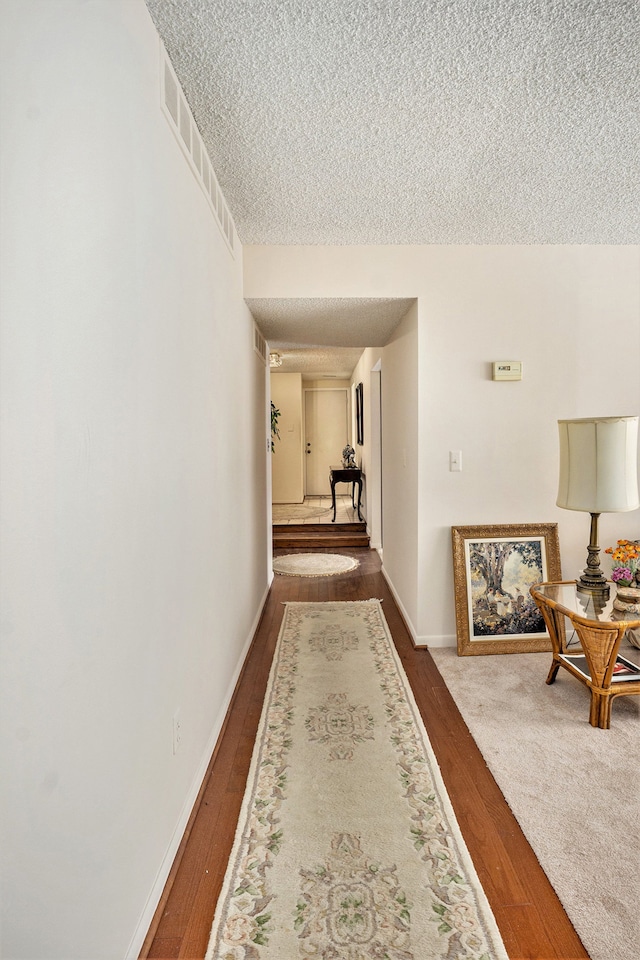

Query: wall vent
[178,94,191,149]
[253,325,268,365]
[163,62,178,124]
[161,44,235,256]
[192,133,201,175]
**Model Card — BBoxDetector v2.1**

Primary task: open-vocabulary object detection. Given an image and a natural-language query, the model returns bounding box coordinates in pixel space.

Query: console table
[329,466,363,522]
[530,580,640,729]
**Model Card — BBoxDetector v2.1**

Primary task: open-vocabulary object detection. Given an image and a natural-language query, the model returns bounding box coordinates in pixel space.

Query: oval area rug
[273,553,359,577]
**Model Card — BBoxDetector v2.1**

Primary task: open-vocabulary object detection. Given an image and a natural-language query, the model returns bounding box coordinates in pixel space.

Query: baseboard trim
[380,567,456,649]
[380,565,423,647]
[424,634,457,649]
[131,580,271,960]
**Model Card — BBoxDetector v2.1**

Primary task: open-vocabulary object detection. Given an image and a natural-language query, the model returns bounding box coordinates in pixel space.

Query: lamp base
[576,512,610,600]
[576,572,610,600]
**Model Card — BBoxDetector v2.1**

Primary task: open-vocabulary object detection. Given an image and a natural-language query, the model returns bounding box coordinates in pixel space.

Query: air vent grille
[253,325,267,365]
[164,62,178,124]
[192,134,201,175]
[178,95,191,148]
[161,45,235,256]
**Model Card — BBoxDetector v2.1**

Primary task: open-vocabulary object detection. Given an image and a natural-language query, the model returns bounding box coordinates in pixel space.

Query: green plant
[270,401,281,453]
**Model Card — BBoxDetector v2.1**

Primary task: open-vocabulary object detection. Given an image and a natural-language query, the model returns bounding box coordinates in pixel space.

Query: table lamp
[557,416,639,598]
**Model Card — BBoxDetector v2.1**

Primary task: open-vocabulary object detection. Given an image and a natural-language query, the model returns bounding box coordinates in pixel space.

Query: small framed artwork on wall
[451,523,562,655]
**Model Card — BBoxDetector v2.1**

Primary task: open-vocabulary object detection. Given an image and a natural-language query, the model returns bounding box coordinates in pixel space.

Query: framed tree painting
[451,523,562,655]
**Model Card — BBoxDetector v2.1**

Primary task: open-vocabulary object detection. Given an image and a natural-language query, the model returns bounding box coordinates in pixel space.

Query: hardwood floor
[141,548,588,960]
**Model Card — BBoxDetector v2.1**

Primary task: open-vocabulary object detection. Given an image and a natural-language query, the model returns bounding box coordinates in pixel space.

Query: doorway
[304,388,349,496]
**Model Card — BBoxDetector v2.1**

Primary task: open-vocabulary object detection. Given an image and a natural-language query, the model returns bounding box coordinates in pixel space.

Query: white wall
[0,3,269,958]
[380,305,420,629]
[270,372,304,502]
[416,246,640,645]
[244,245,640,645]
[349,320,420,622]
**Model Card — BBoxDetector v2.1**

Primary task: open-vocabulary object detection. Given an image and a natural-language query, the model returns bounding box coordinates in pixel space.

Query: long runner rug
[205,601,508,960]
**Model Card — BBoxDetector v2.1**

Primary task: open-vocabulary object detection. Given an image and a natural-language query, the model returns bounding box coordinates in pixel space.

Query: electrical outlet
[173,711,182,755]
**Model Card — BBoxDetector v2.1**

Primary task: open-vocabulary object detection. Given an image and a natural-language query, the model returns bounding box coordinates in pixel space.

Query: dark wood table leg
[330,475,337,522]
[355,478,363,521]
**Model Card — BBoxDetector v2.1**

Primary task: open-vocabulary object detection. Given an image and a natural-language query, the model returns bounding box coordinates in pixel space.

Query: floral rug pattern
[296,833,412,959]
[206,601,507,960]
[305,693,374,760]
[308,623,359,660]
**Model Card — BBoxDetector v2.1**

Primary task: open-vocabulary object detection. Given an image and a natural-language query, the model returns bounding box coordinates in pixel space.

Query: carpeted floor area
[430,640,640,960]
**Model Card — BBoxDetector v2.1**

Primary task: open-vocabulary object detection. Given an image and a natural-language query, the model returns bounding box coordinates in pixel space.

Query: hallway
[142,547,586,960]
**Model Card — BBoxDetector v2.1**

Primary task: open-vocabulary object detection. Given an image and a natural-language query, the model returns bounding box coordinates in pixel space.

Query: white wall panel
[0,3,269,957]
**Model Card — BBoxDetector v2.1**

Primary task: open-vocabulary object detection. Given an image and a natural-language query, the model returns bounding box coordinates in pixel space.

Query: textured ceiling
[145,0,639,375]
[247,298,414,346]
[249,297,414,377]
[146,0,639,247]
[268,346,366,379]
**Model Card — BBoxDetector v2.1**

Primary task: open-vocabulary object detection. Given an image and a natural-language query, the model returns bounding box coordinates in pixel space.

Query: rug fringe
[281,598,384,604]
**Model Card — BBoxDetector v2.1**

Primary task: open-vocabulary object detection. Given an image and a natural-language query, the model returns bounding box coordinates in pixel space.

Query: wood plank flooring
[273,521,370,549]
[142,547,588,960]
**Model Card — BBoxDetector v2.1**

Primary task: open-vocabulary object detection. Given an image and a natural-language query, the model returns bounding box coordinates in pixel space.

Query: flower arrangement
[605,539,640,587]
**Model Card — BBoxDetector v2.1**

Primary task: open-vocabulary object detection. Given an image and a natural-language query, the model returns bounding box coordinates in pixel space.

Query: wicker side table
[530,580,640,729]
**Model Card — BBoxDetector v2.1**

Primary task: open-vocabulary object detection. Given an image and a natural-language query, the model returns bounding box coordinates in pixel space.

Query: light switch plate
[492,361,522,381]
[449,450,462,472]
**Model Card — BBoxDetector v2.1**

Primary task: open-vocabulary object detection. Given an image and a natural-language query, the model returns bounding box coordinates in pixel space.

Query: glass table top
[531,581,640,625]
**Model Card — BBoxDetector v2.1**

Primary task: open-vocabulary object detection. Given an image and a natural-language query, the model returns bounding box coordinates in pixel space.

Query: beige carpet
[430,640,640,960]
[206,601,508,959]
[272,554,359,577]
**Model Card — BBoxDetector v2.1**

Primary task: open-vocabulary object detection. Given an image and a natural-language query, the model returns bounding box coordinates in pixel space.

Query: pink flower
[612,566,633,585]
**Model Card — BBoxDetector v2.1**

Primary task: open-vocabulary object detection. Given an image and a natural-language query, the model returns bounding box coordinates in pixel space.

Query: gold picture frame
[451,523,562,656]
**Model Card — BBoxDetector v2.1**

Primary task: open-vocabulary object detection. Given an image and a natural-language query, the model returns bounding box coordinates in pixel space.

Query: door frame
[303,387,349,497]
[368,363,383,553]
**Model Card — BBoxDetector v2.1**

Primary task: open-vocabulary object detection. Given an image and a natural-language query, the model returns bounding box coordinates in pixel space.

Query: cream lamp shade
[557,416,639,596]
[557,416,639,513]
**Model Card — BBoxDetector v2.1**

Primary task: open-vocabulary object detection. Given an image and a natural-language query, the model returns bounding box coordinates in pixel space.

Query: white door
[304,389,349,495]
